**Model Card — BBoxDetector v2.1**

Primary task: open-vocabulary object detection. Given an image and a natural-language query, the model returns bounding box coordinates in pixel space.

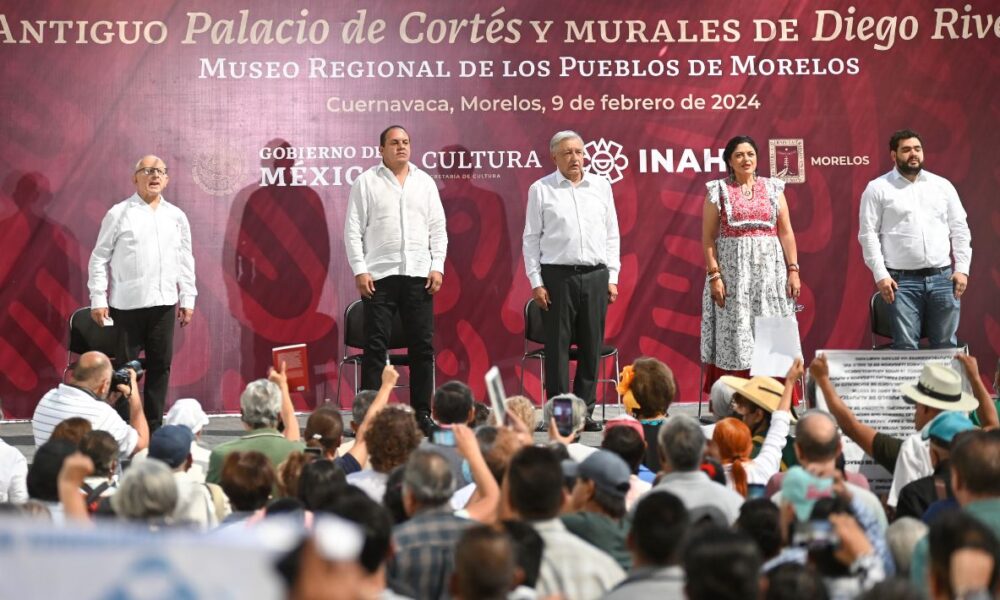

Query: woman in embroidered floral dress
[701,135,801,392]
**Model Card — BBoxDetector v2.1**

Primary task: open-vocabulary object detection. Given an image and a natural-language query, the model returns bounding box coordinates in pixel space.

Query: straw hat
[724,375,797,422]
[900,363,977,412]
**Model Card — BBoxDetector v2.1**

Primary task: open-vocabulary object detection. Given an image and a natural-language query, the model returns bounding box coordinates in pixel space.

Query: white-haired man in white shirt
[88,155,197,432]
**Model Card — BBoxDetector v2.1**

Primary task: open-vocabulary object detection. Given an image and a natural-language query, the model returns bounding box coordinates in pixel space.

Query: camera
[792,520,839,550]
[111,360,144,393]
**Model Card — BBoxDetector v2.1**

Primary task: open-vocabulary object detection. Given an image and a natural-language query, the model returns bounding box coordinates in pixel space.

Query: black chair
[65,306,119,379]
[335,299,434,405]
[518,300,621,419]
[869,291,956,349]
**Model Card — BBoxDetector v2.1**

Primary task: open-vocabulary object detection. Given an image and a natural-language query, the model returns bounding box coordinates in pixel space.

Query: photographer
[32,350,150,459]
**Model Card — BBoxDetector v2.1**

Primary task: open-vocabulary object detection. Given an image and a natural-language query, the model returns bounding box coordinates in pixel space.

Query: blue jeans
[888,267,960,349]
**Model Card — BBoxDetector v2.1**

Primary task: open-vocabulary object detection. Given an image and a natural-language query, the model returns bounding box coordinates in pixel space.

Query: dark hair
[501,520,544,588]
[765,562,829,600]
[587,481,627,520]
[889,129,922,152]
[794,411,840,462]
[630,357,677,418]
[297,459,347,511]
[507,446,563,520]
[807,496,856,578]
[325,485,394,574]
[722,136,760,179]
[632,491,689,565]
[453,526,516,600]
[737,498,782,560]
[304,406,344,455]
[265,497,307,520]
[220,451,275,511]
[50,417,93,446]
[952,429,1000,497]
[277,452,315,499]
[473,402,491,427]
[476,426,519,485]
[383,465,408,524]
[379,125,408,147]
[432,381,474,425]
[856,579,926,600]
[929,509,1000,597]
[602,426,645,474]
[365,407,422,473]
[684,526,763,600]
[78,430,118,478]
[27,439,76,501]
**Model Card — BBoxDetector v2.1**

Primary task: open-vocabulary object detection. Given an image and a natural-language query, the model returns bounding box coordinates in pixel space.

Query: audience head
[239,379,282,429]
[164,398,210,436]
[402,449,455,515]
[298,459,348,511]
[713,417,754,497]
[951,429,1000,505]
[71,351,113,397]
[350,389,378,433]
[901,362,978,429]
[602,421,646,475]
[505,445,563,520]
[621,357,676,419]
[658,414,706,472]
[111,459,178,521]
[78,430,119,479]
[805,495,857,578]
[542,394,587,438]
[49,417,93,446]
[794,410,841,465]
[148,425,194,471]
[503,395,537,432]
[304,405,344,458]
[764,562,829,600]
[451,526,516,600]
[476,426,521,485]
[220,450,275,512]
[928,509,1000,600]
[382,465,408,525]
[500,520,544,589]
[277,452,314,499]
[432,380,475,425]
[737,498,783,561]
[364,406,422,473]
[27,439,77,502]
[726,376,784,433]
[886,517,929,577]
[684,525,763,600]
[473,402,491,427]
[324,486,394,575]
[710,377,739,419]
[630,491,689,566]
[923,411,976,466]
[564,450,630,519]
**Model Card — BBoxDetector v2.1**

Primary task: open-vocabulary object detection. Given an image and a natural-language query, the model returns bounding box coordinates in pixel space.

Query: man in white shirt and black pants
[345,126,447,434]
[523,131,621,430]
[88,155,197,432]
[858,129,972,349]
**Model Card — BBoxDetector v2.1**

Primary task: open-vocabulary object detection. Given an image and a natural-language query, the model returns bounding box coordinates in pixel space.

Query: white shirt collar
[376,161,415,179]
[554,169,590,187]
[890,167,928,184]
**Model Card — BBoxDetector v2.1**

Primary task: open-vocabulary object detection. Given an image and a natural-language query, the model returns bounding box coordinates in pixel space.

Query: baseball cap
[561,450,631,499]
[922,411,976,446]
[148,424,195,469]
[781,466,834,522]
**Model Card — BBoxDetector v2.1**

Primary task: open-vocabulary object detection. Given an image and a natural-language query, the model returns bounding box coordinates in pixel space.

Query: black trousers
[360,276,434,414]
[111,304,175,432]
[540,264,609,414]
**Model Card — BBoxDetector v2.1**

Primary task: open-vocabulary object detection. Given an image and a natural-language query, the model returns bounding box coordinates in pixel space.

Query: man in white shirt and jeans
[858,129,971,349]
[88,155,197,432]
[523,130,621,430]
[345,126,447,433]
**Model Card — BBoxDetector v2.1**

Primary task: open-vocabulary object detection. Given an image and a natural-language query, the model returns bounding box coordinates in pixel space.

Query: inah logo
[584,138,629,184]
[769,139,806,184]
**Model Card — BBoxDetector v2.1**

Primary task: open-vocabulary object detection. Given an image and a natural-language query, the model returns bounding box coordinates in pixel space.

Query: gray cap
[562,450,631,499]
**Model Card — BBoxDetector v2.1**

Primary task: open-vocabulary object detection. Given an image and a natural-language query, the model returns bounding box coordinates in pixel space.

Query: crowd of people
[1,347,998,600]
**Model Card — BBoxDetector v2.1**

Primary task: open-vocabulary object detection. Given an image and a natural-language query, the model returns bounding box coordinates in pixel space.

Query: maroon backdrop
[1,0,997,418]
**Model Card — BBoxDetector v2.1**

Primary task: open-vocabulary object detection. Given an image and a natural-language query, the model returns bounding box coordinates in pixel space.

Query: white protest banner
[809,348,968,496]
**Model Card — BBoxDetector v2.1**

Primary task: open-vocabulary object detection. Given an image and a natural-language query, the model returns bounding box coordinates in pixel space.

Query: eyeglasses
[135,167,168,177]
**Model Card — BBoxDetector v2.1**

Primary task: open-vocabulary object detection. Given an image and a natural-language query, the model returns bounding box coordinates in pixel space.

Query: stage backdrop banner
[1,1,997,417]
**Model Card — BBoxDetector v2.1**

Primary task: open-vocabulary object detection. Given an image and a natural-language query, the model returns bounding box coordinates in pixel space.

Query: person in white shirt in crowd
[344,125,447,435]
[88,154,197,432]
[132,397,212,482]
[0,401,28,504]
[32,351,149,459]
[346,406,422,503]
[78,430,120,508]
[147,424,218,530]
[858,129,972,349]
[523,130,621,432]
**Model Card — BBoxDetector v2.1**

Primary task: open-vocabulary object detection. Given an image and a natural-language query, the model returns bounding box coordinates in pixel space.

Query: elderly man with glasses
[88,155,197,432]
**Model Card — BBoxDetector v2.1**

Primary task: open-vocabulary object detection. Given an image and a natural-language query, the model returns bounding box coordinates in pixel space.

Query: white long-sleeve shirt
[0,438,28,504]
[724,410,792,488]
[522,170,621,289]
[858,168,971,283]
[88,193,197,310]
[344,163,447,281]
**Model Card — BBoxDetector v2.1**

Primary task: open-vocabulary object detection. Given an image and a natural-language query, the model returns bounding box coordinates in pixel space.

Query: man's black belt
[887,266,949,277]
[541,264,606,273]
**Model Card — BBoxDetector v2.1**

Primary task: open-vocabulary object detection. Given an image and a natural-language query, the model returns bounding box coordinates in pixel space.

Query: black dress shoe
[416,412,437,437]
[583,417,604,432]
